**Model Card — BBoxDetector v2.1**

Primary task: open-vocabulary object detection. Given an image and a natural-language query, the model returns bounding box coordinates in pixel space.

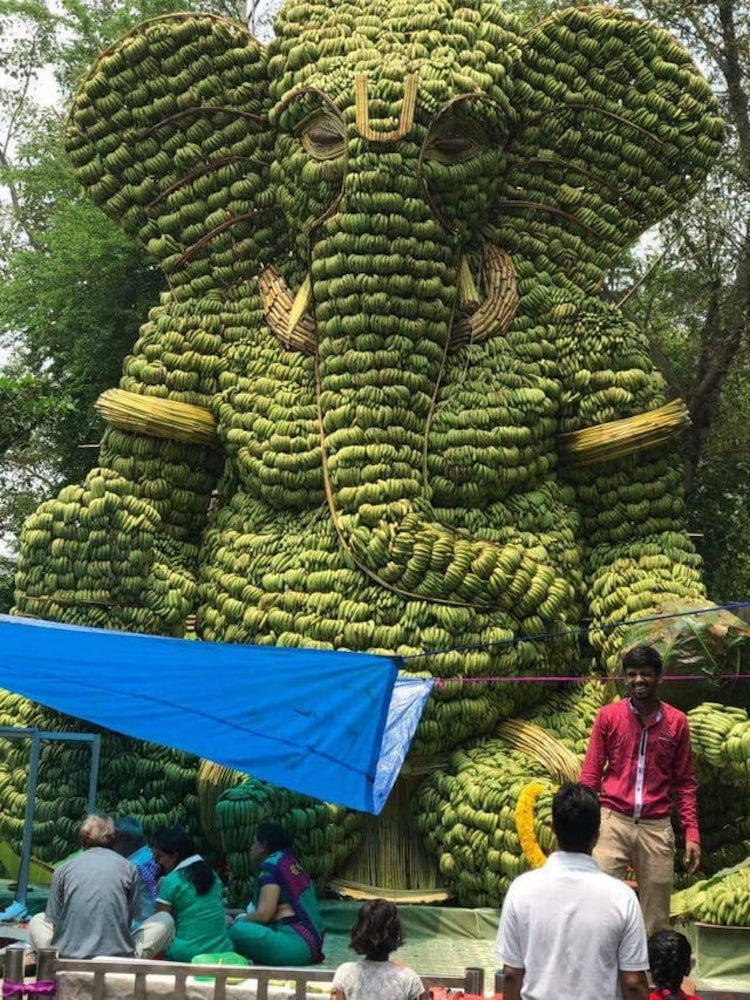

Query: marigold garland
[515,781,548,869]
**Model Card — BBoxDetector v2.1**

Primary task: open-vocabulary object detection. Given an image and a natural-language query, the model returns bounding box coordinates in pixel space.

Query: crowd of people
[25,643,703,1000]
[26,818,323,967]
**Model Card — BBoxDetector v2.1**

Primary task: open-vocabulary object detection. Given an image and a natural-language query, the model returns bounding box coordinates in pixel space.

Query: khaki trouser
[593,808,675,936]
[28,911,175,958]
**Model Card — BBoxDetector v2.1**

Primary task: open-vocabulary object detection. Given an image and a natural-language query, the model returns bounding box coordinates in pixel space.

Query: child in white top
[330,900,424,1000]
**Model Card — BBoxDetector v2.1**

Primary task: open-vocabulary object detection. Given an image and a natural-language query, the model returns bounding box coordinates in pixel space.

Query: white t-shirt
[495,851,648,1000]
[332,959,424,1000]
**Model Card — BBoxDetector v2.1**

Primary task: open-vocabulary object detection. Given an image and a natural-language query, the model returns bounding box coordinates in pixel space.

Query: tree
[611,0,750,602]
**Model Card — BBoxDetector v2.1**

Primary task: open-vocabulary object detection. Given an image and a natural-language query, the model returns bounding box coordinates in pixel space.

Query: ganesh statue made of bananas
[8,0,750,906]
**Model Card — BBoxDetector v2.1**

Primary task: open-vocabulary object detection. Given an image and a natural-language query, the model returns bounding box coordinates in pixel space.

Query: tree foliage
[609,0,750,602]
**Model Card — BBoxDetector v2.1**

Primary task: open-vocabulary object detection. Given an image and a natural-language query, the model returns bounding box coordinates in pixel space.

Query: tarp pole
[15,728,42,908]
[87,734,101,815]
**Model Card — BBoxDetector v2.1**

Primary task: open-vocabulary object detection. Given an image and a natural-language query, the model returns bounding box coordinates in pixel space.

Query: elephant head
[64,0,722,621]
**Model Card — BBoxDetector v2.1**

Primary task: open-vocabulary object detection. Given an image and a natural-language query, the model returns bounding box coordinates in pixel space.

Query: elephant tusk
[457,255,481,314]
[258,266,316,355]
[450,244,519,349]
[260,243,518,354]
[288,274,313,337]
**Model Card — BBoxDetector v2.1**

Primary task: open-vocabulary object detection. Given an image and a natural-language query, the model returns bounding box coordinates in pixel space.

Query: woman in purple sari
[229,823,325,965]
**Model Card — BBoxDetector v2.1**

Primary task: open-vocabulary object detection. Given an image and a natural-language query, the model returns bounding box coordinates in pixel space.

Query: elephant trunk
[313,182,457,518]
[312,167,570,620]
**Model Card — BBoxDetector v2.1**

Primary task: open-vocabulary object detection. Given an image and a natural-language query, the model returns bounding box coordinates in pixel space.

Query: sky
[33,65,60,109]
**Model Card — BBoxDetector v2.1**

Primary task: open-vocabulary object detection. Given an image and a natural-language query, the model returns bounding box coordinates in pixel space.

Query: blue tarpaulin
[0,615,433,814]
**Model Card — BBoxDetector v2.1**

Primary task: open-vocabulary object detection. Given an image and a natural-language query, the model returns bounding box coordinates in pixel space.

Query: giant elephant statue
[8,0,750,904]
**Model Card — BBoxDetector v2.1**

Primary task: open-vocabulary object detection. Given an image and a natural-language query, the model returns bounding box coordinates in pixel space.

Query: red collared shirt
[580,698,700,844]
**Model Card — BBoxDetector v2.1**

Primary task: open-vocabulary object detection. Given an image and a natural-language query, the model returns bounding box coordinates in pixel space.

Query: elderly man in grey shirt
[29,813,141,959]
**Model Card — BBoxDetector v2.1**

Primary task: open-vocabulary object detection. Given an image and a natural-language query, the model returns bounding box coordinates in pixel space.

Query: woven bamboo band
[96,388,218,445]
[556,398,690,469]
[496,718,580,783]
[96,382,686,465]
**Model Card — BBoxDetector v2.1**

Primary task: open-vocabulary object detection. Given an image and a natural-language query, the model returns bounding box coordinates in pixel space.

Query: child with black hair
[330,900,425,1000]
[648,930,701,1000]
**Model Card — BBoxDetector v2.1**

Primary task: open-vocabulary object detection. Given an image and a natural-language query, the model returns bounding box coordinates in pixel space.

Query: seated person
[230,823,325,966]
[152,828,233,962]
[112,815,173,957]
[28,813,170,959]
[113,816,160,917]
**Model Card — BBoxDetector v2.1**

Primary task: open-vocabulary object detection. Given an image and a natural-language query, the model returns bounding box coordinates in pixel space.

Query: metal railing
[2,946,486,999]
[6,948,750,1000]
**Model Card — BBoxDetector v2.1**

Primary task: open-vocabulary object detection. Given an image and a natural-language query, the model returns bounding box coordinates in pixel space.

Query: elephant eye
[301,119,346,160]
[424,122,485,164]
[427,135,479,161]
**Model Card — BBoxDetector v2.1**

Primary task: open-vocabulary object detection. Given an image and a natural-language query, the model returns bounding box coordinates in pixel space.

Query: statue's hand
[14,468,196,631]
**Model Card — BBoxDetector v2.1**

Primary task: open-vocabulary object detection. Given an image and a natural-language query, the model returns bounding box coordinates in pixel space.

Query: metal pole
[4,944,27,985]
[494,968,505,995]
[465,967,484,995]
[0,727,99,918]
[87,734,101,815]
[15,728,42,909]
[37,947,58,983]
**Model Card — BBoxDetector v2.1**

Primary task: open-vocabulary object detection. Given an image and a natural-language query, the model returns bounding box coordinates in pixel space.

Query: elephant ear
[65,14,275,290]
[493,6,724,292]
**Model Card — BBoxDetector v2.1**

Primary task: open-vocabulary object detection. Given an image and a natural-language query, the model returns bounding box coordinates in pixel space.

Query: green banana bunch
[414,739,557,907]
[688,703,749,769]
[673,864,750,927]
[215,776,364,905]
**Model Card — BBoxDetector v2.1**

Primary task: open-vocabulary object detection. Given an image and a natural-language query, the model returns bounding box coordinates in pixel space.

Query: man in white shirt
[495,783,649,1000]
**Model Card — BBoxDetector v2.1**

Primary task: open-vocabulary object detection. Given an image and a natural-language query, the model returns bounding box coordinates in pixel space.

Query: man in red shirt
[580,644,700,935]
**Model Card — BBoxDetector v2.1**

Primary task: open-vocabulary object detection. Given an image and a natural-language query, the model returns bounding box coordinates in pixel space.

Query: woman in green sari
[229,823,325,965]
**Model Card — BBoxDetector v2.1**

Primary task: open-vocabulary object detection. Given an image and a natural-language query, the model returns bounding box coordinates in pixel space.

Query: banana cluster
[690,721,750,854]
[689,702,750,771]
[493,7,723,299]
[682,703,750,880]
[412,682,609,905]
[65,14,277,297]
[197,488,592,756]
[215,777,364,905]
[672,864,750,927]
[511,680,607,757]
[0,690,199,861]
[14,459,212,633]
[414,739,557,906]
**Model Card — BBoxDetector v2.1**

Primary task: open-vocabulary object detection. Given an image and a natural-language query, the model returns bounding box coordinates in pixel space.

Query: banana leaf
[623,604,750,710]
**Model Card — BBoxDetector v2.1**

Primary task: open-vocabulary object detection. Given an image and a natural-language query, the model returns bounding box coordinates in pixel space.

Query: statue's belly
[196,483,585,753]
